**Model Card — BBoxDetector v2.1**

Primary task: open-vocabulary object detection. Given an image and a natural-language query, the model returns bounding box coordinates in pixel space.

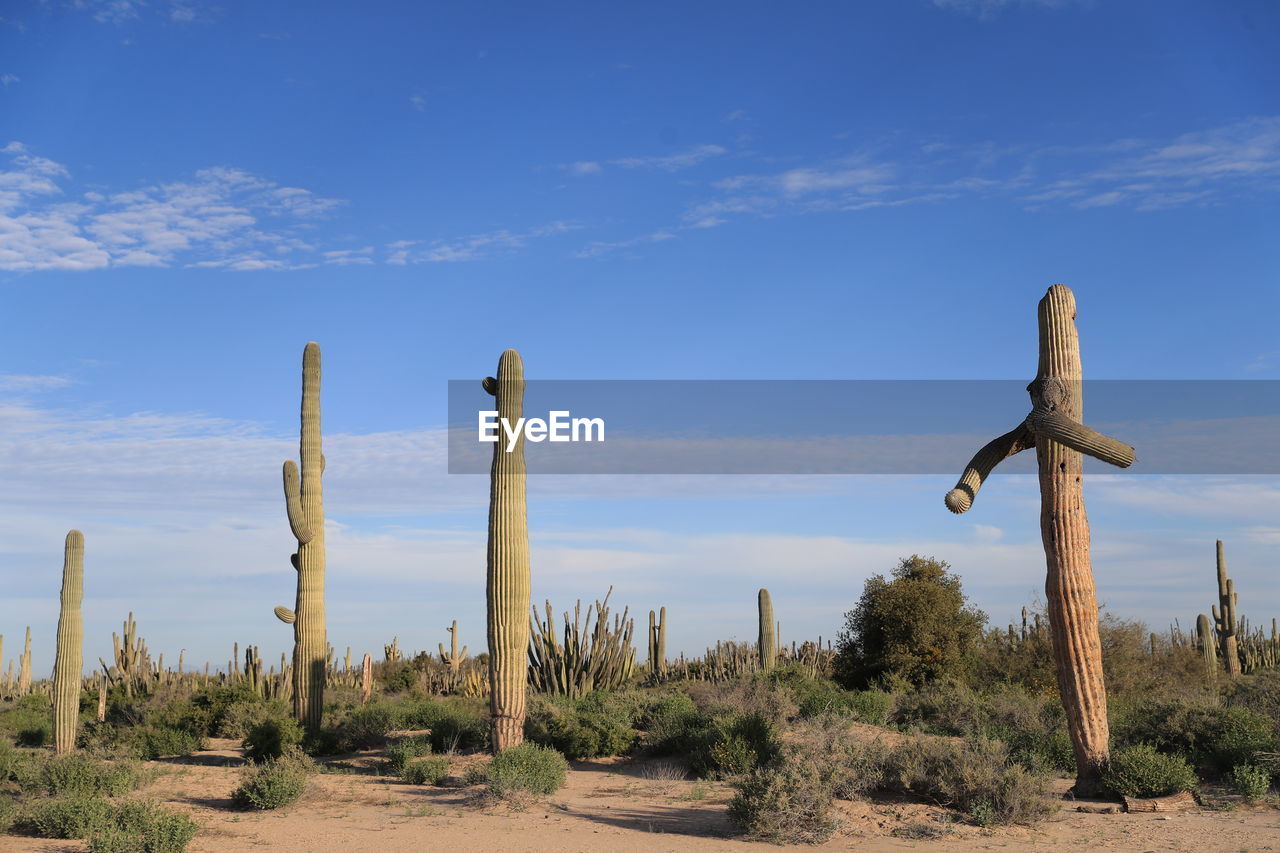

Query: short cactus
[274,342,328,731]
[758,589,776,671]
[52,530,84,755]
[484,349,531,751]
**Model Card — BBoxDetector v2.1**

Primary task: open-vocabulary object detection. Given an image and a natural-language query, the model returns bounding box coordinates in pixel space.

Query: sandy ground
[2,739,1279,852]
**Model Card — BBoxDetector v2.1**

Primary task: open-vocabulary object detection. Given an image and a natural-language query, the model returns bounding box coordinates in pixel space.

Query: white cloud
[0,374,72,392]
[566,161,601,176]
[409,94,426,112]
[573,229,676,259]
[0,145,344,272]
[0,74,18,87]
[390,222,579,264]
[611,144,727,172]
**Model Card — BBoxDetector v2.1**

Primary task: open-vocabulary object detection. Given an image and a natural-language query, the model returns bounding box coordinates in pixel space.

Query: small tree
[834,555,986,689]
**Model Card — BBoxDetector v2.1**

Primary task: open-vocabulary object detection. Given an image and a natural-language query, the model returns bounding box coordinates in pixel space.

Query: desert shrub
[24,794,115,838]
[142,699,211,740]
[638,692,700,754]
[1225,670,1280,723]
[188,684,262,737]
[462,762,489,786]
[132,726,206,760]
[231,749,312,810]
[384,735,433,775]
[834,556,986,689]
[2,695,54,747]
[485,743,568,799]
[40,754,141,797]
[783,716,891,800]
[1229,764,1271,803]
[0,795,16,833]
[243,717,303,762]
[401,698,488,753]
[1103,743,1198,798]
[89,799,199,853]
[848,690,895,726]
[216,698,289,739]
[524,691,636,760]
[1113,699,1278,776]
[339,702,401,750]
[885,736,1057,826]
[686,712,780,780]
[401,756,449,785]
[729,761,839,844]
[301,726,344,757]
[15,720,51,747]
[686,677,798,725]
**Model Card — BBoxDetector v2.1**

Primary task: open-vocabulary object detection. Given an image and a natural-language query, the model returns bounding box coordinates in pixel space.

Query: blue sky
[1,0,1278,675]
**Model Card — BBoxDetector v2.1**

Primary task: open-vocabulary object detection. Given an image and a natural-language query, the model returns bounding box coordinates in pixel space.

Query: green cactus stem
[758,589,776,671]
[1213,540,1241,677]
[485,349,531,751]
[274,342,327,731]
[1197,613,1217,685]
[53,530,84,755]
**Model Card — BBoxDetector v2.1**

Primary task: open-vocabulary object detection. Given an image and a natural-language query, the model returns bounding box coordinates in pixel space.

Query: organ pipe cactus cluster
[528,589,637,697]
[758,589,777,671]
[52,530,84,755]
[274,342,328,731]
[943,284,1135,796]
[484,349,531,751]
[1213,540,1241,678]
[384,637,401,663]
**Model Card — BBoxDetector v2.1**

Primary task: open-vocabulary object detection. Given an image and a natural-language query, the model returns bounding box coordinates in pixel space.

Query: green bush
[231,749,312,810]
[524,692,636,760]
[401,756,450,785]
[216,698,289,739]
[15,720,51,747]
[687,712,780,780]
[24,794,116,838]
[340,702,401,750]
[40,754,141,797]
[401,698,488,753]
[243,717,304,762]
[0,795,16,834]
[1103,744,1198,798]
[89,799,199,853]
[384,736,433,775]
[486,743,568,799]
[1229,764,1271,803]
[639,692,701,755]
[1113,699,1278,776]
[729,762,839,844]
[188,684,263,736]
[885,736,1057,826]
[133,726,206,760]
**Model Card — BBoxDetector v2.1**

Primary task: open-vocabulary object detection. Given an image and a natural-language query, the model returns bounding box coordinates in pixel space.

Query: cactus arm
[283,461,313,545]
[944,423,1035,514]
[274,606,296,624]
[1024,409,1135,468]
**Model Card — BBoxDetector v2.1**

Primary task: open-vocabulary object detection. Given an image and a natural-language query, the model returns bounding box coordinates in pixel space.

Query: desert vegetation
[2,293,1278,850]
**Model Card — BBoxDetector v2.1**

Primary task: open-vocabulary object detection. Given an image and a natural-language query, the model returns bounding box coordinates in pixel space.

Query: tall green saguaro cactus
[758,589,776,671]
[484,349,531,751]
[274,342,327,731]
[53,530,84,755]
[1212,539,1241,678]
[648,607,667,677]
[18,626,31,695]
[944,285,1134,796]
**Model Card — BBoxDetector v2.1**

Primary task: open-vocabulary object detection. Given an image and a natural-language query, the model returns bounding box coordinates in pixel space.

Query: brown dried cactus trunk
[1032,284,1109,795]
[484,349,531,751]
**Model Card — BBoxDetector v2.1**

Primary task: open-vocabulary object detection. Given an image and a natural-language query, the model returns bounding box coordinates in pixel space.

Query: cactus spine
[1197,613,1218,685]
[1213,540,1241,678]
[484,349,531,751]
[758,589,776,671]
[274,342,327,731]
[53,530,84,755]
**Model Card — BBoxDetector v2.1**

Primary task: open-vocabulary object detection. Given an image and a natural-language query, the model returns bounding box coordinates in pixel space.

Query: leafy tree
[833,555,986,689]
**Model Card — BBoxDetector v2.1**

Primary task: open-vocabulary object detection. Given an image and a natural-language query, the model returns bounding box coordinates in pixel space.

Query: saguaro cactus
[439,621,468,672]
[758,589,776,671]
[1197,613,1218,685]
[944,285,1134,796]
[484,349,531,751]
[1213,540,1241,678]
[53,530,84,755]
[648,607,667,677]
[273,342,327,731]
[17,626,31,695]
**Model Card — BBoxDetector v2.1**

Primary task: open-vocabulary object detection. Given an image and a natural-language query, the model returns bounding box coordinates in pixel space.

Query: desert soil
[2,739,1279,852]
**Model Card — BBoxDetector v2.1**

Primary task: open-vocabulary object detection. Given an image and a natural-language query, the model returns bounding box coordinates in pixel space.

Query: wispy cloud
[409,94,426,112]
[385,222,580,264]
[0,74,18,87]
[933,0,1084,19]
[0,374,73,392]
[561,144,727,177]
[69,0,211,25]
[0,143,343,272]
[573,229,677,259]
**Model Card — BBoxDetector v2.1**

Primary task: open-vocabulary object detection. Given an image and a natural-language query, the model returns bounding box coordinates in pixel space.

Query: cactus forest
[2,288,1279,852]
[3,3,1277,850]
